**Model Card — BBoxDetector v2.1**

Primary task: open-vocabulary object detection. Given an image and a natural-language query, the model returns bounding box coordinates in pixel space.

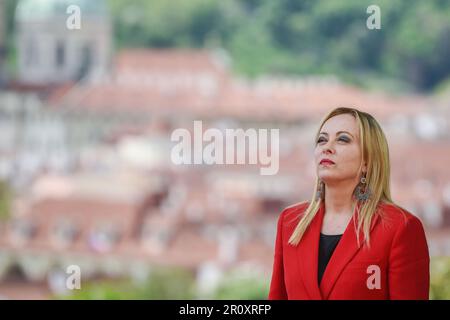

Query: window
[88,224,120,253]
[56,41,65,69]
[9,219,36,245]
[52,220,78,248]
[77,44,93,80]
[25,38,39,67]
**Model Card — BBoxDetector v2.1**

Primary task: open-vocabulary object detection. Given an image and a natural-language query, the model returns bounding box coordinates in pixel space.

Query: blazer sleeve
[388,216,430,300]
[268,209,288,300]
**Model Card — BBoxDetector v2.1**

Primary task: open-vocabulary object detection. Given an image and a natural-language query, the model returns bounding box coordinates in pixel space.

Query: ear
[362,162,367,174]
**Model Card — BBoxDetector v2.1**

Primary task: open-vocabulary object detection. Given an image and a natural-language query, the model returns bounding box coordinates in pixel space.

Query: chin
[317,174,341,183]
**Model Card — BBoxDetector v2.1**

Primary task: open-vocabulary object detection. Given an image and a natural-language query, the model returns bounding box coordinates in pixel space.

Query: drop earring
[354,173,371,201]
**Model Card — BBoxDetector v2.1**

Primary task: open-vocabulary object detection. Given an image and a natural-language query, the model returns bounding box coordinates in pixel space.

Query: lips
[320,159,335,165]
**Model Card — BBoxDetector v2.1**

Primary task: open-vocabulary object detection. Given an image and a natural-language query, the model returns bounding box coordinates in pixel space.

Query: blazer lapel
[319,205,381,300]
[296,202,325,300]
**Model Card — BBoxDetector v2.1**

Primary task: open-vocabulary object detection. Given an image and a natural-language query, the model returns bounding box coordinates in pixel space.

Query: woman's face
[314,113,366,184]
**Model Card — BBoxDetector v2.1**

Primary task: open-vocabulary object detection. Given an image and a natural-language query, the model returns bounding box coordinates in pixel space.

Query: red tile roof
[48,49,428,122]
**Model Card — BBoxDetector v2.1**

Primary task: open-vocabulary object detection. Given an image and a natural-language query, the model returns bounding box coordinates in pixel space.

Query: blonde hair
[288,107,394,248]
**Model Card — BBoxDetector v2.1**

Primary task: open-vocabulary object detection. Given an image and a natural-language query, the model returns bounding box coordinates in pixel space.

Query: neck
[323,180,357,215]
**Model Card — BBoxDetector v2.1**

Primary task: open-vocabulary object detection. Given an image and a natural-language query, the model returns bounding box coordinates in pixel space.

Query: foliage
[56,267,197,300]
[106,0,450,92]
[55,265,269,300]
[4,0,450,92]
[430,257,450,300]
[0,180,12,221]
[212,270,270,300]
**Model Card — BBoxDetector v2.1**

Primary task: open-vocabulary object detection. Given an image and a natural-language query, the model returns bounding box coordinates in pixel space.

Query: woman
[268,107,430,300]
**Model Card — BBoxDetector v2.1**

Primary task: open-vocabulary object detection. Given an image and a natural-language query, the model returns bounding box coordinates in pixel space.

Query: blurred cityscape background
[0,0,449,299]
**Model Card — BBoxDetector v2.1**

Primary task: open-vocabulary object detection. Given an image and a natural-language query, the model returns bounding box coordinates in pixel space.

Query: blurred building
[0,92,70,190]
[15,0,112,85]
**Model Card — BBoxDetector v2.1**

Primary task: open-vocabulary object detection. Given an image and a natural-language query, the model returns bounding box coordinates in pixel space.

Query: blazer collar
[296,201,380,300]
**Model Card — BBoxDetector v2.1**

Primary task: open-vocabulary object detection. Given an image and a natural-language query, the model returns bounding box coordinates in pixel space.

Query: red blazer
[268,201,430,300]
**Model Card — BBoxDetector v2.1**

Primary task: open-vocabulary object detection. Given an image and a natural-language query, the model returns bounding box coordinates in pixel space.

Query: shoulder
[377,202,426,237]
[377,202,422,224]
[377,202,429,262]
[278,201,310,228]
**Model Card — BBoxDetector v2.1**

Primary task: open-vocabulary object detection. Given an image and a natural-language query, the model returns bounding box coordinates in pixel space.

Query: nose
[321,141,335,155]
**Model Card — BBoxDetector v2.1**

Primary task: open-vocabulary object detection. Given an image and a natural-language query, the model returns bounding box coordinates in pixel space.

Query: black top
[318,233,342,285]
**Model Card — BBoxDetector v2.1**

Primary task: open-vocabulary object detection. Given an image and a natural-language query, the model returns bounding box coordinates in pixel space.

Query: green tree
[212,270,270,300]
[58,266,196,300]
[0,180,12,221]
[430,257,450,300]
[5,0,450,92]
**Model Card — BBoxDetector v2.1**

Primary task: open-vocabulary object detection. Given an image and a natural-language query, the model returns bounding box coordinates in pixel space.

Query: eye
[316,137,326,144]
[338,136,350,142]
